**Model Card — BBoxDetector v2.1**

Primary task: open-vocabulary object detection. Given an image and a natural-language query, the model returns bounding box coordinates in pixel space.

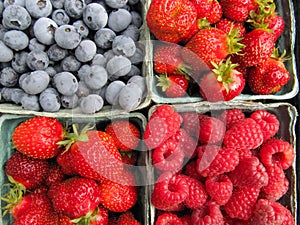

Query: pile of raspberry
[144,104,295,225]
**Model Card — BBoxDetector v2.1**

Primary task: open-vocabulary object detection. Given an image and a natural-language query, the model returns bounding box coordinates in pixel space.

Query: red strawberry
[12,116,64,159]
[156,74,189,98]
[105,120,141,151]
[99,169,138,212]
[45,163,65,187]
[5,151,49,190]
[48,176,101,219]
[189,0,213,21]
[217,108,246,130]
[155,213,183,225]
[206,0,223,24]
[56,148,77,176]
[144,104,182,149]
[58,214,75,225]
[116,211,141,225]
[198,58,245,101]
[191,201,224,225]
[88,206,109,225]
[216,18,246,38]
[121,150,138,166]
[146,0,198,43]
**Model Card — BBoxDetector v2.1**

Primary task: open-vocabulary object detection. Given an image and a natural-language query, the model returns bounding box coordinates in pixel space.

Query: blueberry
[118,82,142,111]
[91,85,107,99]
[33,17,58,45]
[76,80,91,97]
[83,3,108,30]
[75,39,97,62]
[103,49,116,62]
[1,87,26,104]
[50,0,64,9]
[4,0,25,8]
[121,24,140,41]
[91,54,107,67]
[128,47,143,64]
[130,11,142,28]
[61,55,81,72]
[61,94,79,109]
[44,66,57,77]
[20,70,50,95]
[83,65,108,90]
[0,1,3,16]
[21,94,41,111]
[2,5,32,30]
[105,0,128,9]
[112,35,136,57]
[26,50,49,70]
[77,64,91,80]
[94,28,116,49]
[39,87,61,112]
[54,25,81,49]
[29,38,46,51]
[127,75,147,97]
[47,44,68,61]
[0,67,19,87]
[51,9,70,25]
[73,20,89,38]
[79,94,104,114]
[64,0,86,19]
[105,80,125,105]
[3,30,29,51]
[108,8,132,32]
[0,41,14,62]
[53,72,78,96]
[0,25,8,41]
[106,55,131,77]
[25,0,53,18]
[11,51,29,73]
[125,64,141,77]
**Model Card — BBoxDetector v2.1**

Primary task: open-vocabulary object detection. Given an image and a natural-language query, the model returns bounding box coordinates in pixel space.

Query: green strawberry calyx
[227,26,245,55]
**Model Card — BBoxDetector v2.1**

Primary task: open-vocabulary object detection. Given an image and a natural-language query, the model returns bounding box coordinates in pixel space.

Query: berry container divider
[0,112,150,225]
[147,101,298,224]
[147,0,299,104]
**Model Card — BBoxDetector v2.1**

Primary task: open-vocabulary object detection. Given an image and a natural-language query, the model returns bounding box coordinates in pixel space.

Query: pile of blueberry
[0,0,147,114]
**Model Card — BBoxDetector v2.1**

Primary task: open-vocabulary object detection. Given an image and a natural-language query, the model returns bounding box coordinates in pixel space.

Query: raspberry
[151,172,189,211]
[250,199,294,225]
[180,215,191,225]
[261,177,289,202]
[191,201,224,225]
[205,174,233,205]
[236,148,253,160]
[198,114,226,144]
[180,112,200,138]
[152,138,185,172]
[250,110,279,141]
[228,156,269,189]
[224,187,260,220]
[259,138,295,170]
[184,160,203,180]
[217,108,245,130]
[196,145,239,177]
[223,118,264,150]
[155,213,183,225]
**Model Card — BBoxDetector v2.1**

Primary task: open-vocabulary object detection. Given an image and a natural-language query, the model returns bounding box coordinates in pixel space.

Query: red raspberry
[228,156,269,189]
[198,114,226,144]
[224,187,260,220]
[155,213,183,225]
[250,110,279,141]
[259,138,295,170]
[205,174,233,205]
[152,138,185,172]
[191,201,224,225]
[184,160,203,180]
[180,112,200,138]
[250,199,295,225]
[180,215,191,225]
[217,108,246,130]
[144,104,182,149]
[151,172,189,211]
[261,177,289,202]
[237,148,253,160]
[196,145,239,177]
[223,118,264,150]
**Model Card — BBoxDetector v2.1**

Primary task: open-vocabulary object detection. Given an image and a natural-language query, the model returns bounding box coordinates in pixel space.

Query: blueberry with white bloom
[77,64,91,80]
[53,72,78,96]
[94,28,116,49]
[118,82,142,111]
[0,41,14,62]
[33,17,58,45]
[125,64,141,77]
[4,0,25,8]
[73,20,89,38]
[44,66,57,77]
[91,54,107,67]
[106,55,131,77]
[29,38,46,51]
[47,44,68,61]
[54,25,81,49]
[51,9,70,25]
[127,75,147,97]
[20,70,50,95]
[75,39,97,62]
[130,11,142,27]
[105,80,125,105]
[76,81,91,97]
[39,87,61,112]
[108,8,132,32]
[121,24,140,42]
[27,50,49,70]
[3,30,29,51]
[103,49,115,62]
[112,35,136,57]
[61,94,79,109]
[50,0,64,9]
[1,87,26,104]
[2,5,32,30]
[11,51,29,73]
[0,67,19,87]
[0,25,8,41]
[21,94,41,111]
[105,0,128,9]
[61,55,81,72]
[0,1,3,16]
[64,0,86,19]
[84,65,108,90]
[79,94,104,114]
[83,3,108,30]
[128,47,143,64]
[25,0,53,18]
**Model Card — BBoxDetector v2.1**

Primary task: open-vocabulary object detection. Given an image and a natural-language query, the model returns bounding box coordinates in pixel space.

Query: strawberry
[146,0,198,43]
[205,0,223,24]
[44,163,65,187]
[105,120,141,151]
[116,211,141,225]
[156,74,189,98]
[72,206,109,225]
[216,18,246,38]
[58,214,75,225]
[5,151,49,190]
[48,177,102,219]
[121,150,138,166]
[198,58,245,101]
[12,116,64,159]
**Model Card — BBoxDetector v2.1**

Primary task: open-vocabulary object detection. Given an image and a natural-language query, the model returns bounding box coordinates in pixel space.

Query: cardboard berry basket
[0,112,150,225]
[147,101,298,224]
[147,0,299,104]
